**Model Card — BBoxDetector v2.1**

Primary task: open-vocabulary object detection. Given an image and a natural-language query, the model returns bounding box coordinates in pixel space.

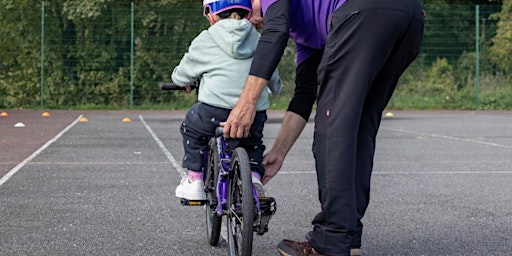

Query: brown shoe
[277,239,326,256]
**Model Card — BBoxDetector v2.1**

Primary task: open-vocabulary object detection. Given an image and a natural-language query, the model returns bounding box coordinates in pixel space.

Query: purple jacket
[261,0,346,64]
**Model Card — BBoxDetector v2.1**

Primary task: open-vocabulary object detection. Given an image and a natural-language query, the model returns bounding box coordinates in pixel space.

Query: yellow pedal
[180,198,207,206]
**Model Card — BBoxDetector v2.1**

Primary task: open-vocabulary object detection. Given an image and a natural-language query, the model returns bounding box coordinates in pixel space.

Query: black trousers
[310,0,425,255]
[180,102,267,177]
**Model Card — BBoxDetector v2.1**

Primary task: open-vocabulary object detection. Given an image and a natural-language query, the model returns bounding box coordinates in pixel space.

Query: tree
[0,0,42,107]
[0,0,205,107]
[489,0,512,74]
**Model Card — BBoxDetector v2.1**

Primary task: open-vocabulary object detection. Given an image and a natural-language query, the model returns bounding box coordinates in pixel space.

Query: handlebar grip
[160,82,186,91]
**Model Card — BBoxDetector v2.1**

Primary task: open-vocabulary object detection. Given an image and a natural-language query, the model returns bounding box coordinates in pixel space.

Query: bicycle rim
[205,138,222,246]
[227,147,254,256]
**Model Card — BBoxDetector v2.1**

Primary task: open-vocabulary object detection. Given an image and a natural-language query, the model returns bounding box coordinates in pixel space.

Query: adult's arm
[249,0,290,81]
[262,49,323,184]
[222,0,290,138]
[261,111,307,184]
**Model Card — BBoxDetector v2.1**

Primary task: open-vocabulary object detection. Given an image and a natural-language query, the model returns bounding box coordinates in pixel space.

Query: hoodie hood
[208,18,259,59]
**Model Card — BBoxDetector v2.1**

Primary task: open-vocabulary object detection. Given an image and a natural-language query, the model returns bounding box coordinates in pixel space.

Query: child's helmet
[203,0,252,18]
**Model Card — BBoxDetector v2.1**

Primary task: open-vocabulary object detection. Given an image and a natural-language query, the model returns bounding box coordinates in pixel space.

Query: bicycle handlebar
[160,82,185,91]
[160,79,200,91]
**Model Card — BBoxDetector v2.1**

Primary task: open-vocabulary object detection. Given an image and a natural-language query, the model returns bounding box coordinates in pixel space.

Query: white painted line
[276,171,512,175]
[0,115,83,186]
[139,115,186,178]
[278,171,316,174]
[28,161,170,165]
[376,171,512,174]
[381,126,512,149]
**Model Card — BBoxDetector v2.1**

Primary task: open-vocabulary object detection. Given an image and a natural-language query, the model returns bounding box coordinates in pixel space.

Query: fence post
[130,2,135,109]
[475,5,480,109]
[40,0,45,109]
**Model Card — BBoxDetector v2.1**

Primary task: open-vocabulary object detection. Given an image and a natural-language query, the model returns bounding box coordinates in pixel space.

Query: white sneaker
[175,177,206,200]
[252,175,265,197]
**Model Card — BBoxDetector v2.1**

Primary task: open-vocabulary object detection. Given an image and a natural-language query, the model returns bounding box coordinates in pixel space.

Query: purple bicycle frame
[212,134,261,216]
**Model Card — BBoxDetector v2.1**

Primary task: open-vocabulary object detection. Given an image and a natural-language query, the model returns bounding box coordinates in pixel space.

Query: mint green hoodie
[171,18,281,111]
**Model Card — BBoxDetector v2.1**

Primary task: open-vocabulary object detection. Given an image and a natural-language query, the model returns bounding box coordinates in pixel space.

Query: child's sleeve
[267,68,282,96]
[171,32,208,86]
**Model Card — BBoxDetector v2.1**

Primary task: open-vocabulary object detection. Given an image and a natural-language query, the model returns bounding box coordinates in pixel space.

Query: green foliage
[428,58,456,92]
[489,0,512,74]
[392,55,512,110]
[271,39,296,109]
[0,0,207,108]
[0,0,41,108]
[422,4,476,64]
[394,57,459,109]
[0,2,511,110]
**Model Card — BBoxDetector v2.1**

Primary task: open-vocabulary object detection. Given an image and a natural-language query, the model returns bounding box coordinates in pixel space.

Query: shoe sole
[175,190,206,201]
[253,183,265,198]
[277,247,292,256]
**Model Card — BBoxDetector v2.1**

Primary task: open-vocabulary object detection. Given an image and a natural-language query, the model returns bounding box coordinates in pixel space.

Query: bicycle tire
[205,138,222,246]
[227,147,254,256]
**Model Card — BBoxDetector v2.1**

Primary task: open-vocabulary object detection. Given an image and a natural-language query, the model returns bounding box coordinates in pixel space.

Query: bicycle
[161,82,277,256]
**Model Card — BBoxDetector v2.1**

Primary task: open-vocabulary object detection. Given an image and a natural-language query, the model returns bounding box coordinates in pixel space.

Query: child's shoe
[252,173,265,197]
[175,176,206,200]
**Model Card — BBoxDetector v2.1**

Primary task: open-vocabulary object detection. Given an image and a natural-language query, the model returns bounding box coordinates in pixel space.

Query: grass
[4,79,512,111]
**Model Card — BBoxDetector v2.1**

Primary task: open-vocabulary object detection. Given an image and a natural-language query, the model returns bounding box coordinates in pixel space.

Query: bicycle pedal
[180,198,207,206]
[254,197,277,235]
[258,197,276,216]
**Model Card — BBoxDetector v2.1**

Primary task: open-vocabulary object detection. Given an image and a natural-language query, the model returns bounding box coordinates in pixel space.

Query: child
[172,0,281,200]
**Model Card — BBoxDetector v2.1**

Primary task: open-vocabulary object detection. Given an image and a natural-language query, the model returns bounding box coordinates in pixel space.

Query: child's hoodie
[172,18,281,111]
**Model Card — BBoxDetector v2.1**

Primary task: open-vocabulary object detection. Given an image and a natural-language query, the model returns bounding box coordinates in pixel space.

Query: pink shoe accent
[188,170,203,181]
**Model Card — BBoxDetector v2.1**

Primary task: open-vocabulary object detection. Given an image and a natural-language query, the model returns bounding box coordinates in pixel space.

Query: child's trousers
[180,102,267,177]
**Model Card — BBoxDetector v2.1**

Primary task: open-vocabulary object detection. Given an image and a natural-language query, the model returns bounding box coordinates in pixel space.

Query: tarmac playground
[1,109,511,255]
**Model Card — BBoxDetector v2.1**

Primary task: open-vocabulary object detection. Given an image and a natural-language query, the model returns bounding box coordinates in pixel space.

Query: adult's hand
[250,0,264,29]
[261,111,309,185]
[221,75,268,138]
[221,102,256,138]
[261,151,285,185]
[184,85,192,94]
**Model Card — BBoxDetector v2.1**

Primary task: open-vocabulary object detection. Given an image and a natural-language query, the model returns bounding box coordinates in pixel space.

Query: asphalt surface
[1,110,512,255]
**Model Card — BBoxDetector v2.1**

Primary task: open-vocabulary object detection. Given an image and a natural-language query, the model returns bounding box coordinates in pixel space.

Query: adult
[222,0,425,255]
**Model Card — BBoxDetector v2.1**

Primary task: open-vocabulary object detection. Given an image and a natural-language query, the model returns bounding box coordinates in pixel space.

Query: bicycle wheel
[226,147,254,256]
[205,138,222,246]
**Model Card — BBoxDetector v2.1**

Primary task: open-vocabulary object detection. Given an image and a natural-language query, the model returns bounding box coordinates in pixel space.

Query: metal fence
[396,4,507,110]
[0,2,507,110]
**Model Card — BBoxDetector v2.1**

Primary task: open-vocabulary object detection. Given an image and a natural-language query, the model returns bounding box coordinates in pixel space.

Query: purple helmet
[203,0,252,18]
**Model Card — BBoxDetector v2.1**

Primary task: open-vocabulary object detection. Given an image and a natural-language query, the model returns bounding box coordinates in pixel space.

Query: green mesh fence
[0,2,509,110]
